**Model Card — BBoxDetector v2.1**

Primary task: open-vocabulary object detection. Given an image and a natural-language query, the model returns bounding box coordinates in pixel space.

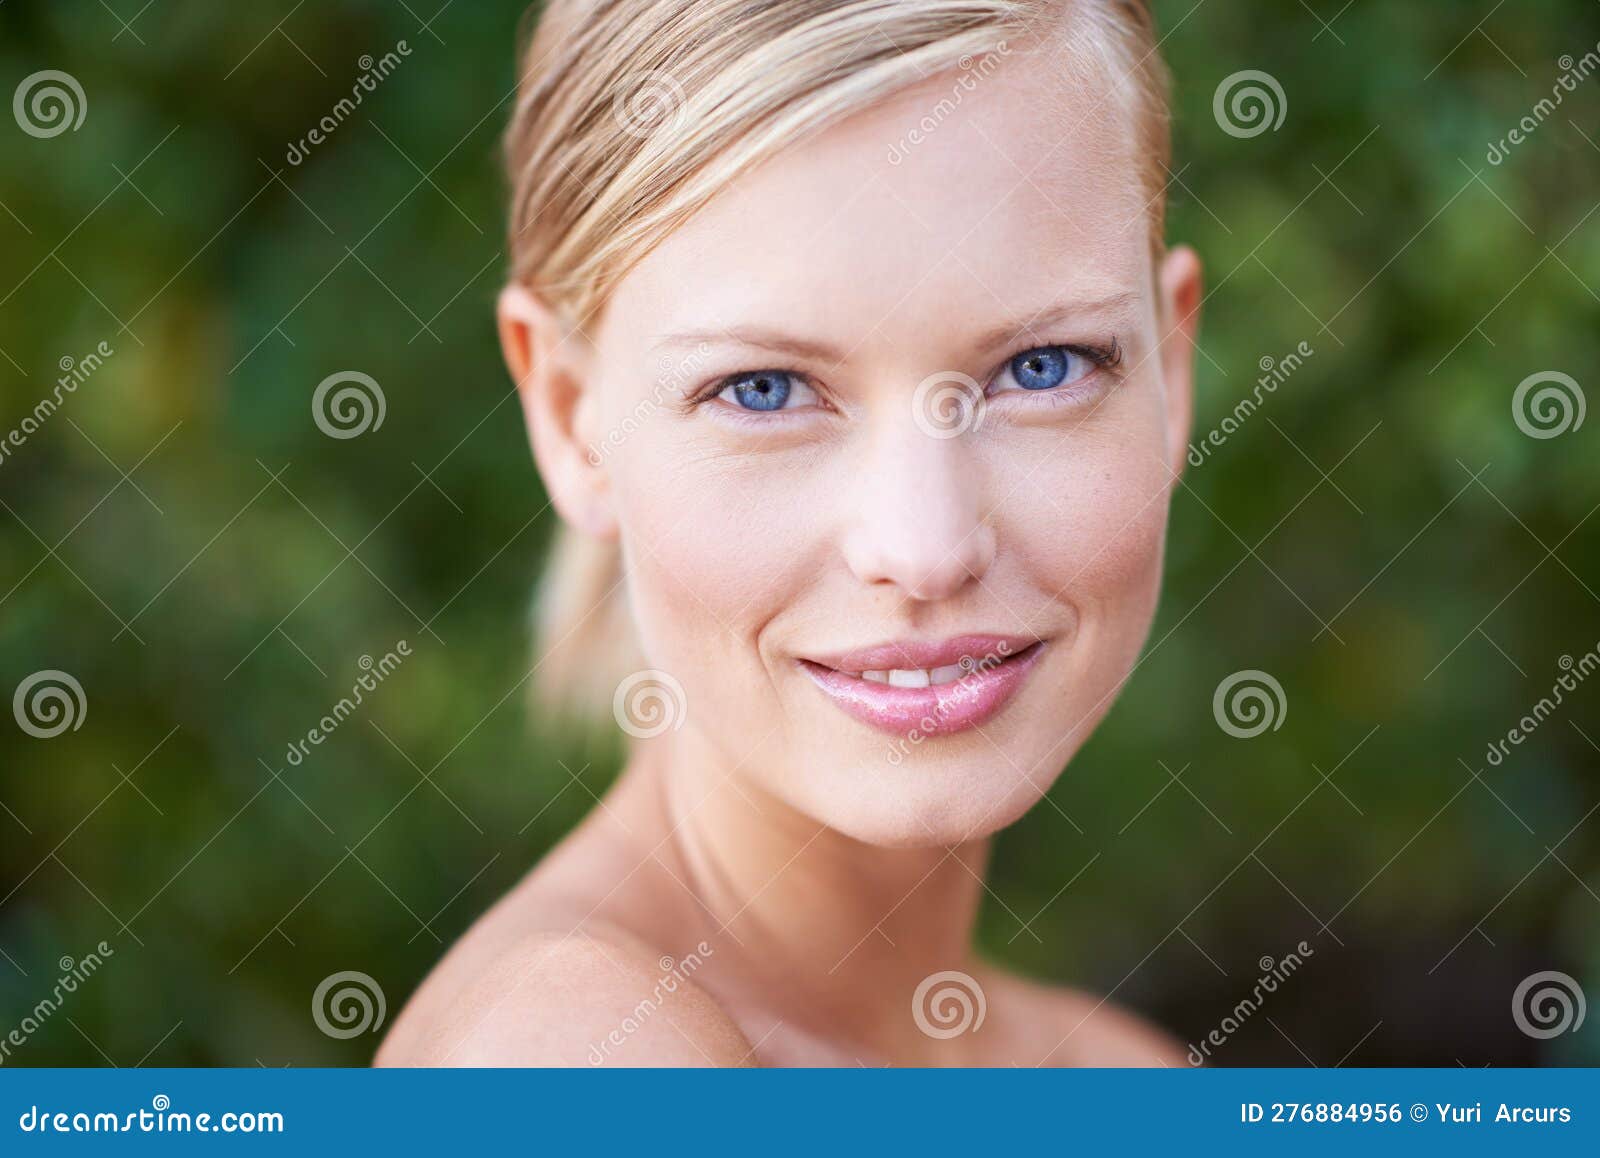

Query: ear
[1156,245,1202,481]
[498,285,618,540]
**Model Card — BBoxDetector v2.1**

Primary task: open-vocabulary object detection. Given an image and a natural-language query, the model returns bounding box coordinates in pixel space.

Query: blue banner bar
[1,1068,1596,1153]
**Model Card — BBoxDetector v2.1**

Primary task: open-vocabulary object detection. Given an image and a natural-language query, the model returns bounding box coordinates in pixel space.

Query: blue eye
[717,370,816,412]
[1006,345,1083,391]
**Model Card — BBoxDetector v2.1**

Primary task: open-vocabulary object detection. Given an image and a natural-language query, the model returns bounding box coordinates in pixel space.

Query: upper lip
[801,633,1040,674]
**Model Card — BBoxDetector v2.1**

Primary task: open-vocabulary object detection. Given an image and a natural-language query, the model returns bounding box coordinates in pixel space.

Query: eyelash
[688,337,1124,417]
[1004,339,1124,386]
[1067,338,1122,372]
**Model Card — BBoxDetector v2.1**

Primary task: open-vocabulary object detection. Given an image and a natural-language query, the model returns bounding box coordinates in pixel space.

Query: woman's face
[553,44,1199,846]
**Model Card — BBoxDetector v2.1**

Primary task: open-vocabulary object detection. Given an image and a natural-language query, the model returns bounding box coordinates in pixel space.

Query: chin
[782,737,1069,849]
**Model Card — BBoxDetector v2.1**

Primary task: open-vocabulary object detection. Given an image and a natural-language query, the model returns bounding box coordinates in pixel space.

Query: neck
[631,730,991,1062]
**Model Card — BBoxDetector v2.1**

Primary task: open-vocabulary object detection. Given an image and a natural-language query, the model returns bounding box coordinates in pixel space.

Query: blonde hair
[504,0,1171,725]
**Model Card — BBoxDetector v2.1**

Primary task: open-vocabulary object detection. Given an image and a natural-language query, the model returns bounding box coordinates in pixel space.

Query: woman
[380,0,1202,1066]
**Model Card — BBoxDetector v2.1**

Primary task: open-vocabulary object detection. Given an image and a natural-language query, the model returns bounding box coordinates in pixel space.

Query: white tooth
[888,668,929,688]
[862,670,889,684]
[930,664,963,686]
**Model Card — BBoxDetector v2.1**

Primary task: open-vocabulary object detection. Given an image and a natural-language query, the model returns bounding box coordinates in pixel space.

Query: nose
[840,416,996,602]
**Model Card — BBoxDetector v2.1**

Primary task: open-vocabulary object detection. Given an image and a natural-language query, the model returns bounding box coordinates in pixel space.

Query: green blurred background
[2,0,1597,1066]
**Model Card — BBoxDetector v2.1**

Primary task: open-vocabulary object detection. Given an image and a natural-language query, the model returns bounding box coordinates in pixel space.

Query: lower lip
[798,643,1045,739]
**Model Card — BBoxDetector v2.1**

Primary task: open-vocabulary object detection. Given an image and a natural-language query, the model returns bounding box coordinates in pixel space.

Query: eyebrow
[651,292,1142,365]
[966,292,1142,354]
[653,326,848,364]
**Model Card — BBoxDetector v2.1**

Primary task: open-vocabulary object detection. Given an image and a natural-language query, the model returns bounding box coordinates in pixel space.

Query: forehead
[602,37,1153,352]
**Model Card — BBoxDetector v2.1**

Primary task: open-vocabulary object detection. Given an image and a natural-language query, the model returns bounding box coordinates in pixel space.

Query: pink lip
[798,635,1045,739]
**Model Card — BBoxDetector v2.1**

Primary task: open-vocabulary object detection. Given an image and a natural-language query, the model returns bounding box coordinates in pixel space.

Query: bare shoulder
[375,931,753,1068]
[982,967,1189,1067]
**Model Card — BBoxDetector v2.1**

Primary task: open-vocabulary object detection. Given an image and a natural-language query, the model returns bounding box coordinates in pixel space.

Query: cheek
[608,442,822,671]
[1005,415,1172,634]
